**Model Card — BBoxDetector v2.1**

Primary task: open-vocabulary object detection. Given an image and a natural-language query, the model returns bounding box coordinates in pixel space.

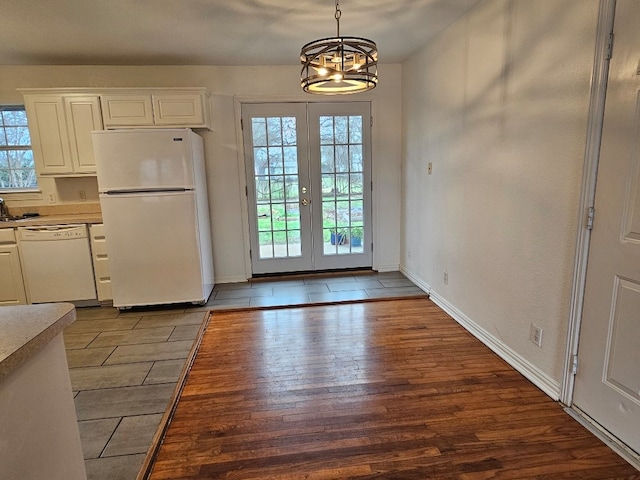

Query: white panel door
[572,0,640,454]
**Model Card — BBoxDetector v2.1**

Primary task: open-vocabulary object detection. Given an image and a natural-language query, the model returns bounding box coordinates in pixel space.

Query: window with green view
[0,106,37,191]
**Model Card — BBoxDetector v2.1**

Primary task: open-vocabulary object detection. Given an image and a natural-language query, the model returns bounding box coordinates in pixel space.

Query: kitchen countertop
[0,303,76,380]
[0,213,103,229]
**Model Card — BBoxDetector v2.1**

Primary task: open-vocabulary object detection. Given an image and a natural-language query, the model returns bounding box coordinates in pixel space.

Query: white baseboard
[429,290,561,401]
[216,276,249,284]
[376,263,401,273]
[400,266,431,294]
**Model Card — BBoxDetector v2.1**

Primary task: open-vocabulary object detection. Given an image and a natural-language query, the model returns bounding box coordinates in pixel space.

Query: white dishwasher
[18,224,97,304]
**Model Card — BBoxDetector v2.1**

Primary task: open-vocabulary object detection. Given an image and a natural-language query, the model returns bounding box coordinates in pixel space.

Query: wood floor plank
[145,298,639,479]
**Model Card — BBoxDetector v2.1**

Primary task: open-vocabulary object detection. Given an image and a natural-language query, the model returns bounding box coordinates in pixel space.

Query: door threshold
[251,267,374,282]
[565,406,640,471]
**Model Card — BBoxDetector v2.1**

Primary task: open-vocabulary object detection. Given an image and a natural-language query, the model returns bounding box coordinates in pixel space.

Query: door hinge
[571,354,579,375]
[606,32,614,60]
[371,116,374,128]
[371,242,374,252]
[245,185,248,197]
[587,207,595,230]
[240,118,244,130]
[249,249,252,260]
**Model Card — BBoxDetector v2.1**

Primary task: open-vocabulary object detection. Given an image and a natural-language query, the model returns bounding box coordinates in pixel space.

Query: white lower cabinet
[0,229,27,306]
[89,223,112,302]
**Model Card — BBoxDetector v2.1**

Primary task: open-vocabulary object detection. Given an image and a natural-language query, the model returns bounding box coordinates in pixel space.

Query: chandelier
[300,0,378,95]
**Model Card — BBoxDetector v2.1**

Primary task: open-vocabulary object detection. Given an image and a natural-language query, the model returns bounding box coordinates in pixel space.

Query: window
[0,106,37,191]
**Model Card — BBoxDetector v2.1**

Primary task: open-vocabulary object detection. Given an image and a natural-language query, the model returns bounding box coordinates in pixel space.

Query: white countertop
[0,303,76,380]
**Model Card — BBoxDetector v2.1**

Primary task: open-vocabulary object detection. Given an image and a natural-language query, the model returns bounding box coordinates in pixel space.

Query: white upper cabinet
[64,96,104,173]
[24,95,73,175]
[100,89,211,129]
[20,88,211,177]
[152,93,207,126]
[24,94,102,176]
[100,94,155,127]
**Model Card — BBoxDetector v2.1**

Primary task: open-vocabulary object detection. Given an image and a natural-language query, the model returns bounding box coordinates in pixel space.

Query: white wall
[0,64,402,282]
[401,0,599,392]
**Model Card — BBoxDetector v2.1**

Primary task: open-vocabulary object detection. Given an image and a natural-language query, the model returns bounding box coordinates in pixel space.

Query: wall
[401,0,599,394]
[0,64,402,282]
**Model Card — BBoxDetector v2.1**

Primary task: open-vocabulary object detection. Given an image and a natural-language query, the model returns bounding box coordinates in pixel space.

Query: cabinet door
[152,93,206,127]
[100,94,154,127]
[64,96,103,174]
[0,244,27,306]
[89,224,112,302]
[24,95,73,175]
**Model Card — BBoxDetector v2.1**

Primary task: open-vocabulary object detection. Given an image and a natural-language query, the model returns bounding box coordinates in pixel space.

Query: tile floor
[63,271,426,480]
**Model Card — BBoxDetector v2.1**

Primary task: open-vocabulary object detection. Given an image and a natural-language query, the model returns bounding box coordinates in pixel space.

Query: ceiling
[0,0,480,66]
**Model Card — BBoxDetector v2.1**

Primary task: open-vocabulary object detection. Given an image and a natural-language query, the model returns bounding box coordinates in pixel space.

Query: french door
[242,102,372,275]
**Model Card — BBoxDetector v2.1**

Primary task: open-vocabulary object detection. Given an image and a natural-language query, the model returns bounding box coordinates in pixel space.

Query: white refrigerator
[92,129,214,308]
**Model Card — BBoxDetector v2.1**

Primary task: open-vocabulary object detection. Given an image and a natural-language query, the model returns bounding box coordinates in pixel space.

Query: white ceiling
[0,0,480,66]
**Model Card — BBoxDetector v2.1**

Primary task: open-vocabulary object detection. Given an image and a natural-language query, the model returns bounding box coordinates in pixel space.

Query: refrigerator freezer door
[93,129,196,192]
[100,191,210,307]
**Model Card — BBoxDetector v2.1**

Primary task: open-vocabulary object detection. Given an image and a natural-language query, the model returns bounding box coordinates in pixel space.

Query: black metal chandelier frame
[300,1,378,95]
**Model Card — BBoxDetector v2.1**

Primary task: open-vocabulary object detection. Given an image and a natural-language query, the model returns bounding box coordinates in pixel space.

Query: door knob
[301,198,309,206]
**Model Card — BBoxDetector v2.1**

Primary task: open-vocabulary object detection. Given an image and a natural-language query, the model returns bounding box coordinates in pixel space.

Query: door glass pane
[320,114,365,255]
[251,116,302,260]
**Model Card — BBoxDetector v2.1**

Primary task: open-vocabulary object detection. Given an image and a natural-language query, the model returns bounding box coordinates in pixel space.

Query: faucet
[0,198,9,217]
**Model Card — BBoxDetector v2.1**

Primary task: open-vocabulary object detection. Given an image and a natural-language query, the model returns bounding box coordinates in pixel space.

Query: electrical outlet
[428,162,433,175]
[78,189,87,201]
[407,249,412,258]
[443,271,448,285]
[48,193,56,204]
[530,324,543,347]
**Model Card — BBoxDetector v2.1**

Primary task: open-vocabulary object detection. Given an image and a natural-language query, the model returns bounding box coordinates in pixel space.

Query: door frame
[562,0,640,468]
[234,96,378,279]
[561,0,615,406]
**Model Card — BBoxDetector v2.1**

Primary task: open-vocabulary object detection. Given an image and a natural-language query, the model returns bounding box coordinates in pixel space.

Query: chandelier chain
[335,0,341,37]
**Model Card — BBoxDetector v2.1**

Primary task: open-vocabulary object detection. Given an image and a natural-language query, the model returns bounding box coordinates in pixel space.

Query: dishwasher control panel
[18,224,89,241]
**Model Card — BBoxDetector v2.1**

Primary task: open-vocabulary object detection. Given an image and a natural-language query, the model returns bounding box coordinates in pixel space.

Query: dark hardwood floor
[146,298,639,479]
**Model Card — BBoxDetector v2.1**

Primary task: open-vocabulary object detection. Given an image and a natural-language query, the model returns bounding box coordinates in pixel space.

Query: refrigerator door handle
[104,188,191,195]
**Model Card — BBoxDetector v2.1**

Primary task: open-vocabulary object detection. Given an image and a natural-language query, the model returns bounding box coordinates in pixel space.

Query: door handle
[301,198,309,206]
